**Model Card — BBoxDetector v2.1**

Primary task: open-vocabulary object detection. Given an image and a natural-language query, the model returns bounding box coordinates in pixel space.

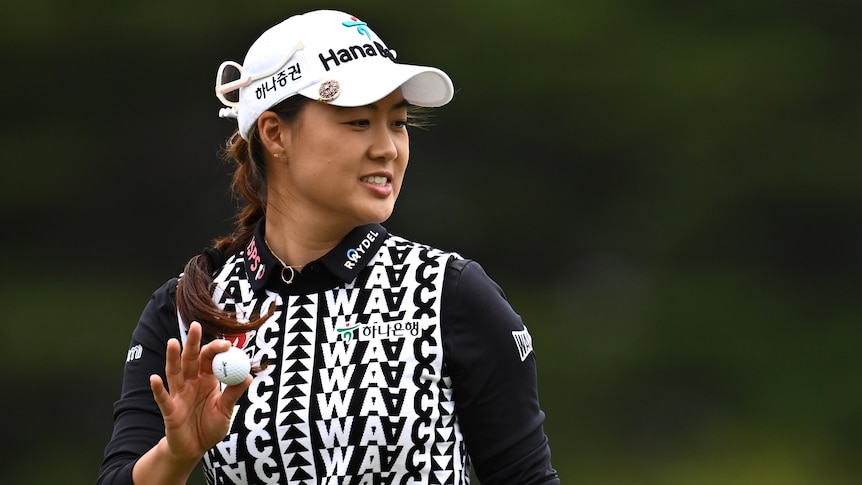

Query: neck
[263,214,351,268]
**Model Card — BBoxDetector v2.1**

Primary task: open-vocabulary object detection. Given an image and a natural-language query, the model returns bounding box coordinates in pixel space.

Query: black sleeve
[441,258,560,484]
[96,278,183,485]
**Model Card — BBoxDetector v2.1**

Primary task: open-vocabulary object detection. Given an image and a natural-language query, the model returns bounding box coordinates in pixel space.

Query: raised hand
[149,321,251,465]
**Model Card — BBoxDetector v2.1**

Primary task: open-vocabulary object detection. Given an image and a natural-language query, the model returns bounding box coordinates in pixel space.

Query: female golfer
[98,9,559,485]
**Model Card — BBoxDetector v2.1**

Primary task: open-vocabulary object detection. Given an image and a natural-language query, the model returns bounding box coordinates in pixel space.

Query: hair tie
[202,247,226,269]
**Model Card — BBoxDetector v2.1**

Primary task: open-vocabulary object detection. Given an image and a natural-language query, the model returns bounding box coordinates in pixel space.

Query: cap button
[318,79,341,102]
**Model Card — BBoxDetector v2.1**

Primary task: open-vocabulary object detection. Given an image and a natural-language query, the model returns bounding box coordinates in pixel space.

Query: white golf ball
[212,346,251,386]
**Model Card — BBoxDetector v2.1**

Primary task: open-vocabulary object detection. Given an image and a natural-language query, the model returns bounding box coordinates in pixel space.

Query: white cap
[215,10,455,140]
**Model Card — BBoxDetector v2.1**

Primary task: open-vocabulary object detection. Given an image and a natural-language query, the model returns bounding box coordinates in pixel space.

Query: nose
[368,125,399,162]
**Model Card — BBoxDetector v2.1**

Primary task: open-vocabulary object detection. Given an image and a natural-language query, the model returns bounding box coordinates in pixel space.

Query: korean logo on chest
[322,249,442,345]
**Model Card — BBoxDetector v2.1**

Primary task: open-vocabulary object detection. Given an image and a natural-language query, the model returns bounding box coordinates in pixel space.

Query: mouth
[360,175,390,186]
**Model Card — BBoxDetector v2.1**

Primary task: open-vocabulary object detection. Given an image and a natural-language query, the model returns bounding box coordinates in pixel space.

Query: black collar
[244,219,388,293]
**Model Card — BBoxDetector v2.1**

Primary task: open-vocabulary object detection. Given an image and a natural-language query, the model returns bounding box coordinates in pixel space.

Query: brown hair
[175,95,311,342]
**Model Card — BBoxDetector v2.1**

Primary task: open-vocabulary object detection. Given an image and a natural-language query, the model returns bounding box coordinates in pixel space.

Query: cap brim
[297,61,454,107]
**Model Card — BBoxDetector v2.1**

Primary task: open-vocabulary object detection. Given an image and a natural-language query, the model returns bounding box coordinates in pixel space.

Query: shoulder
[132,277,181,342]
[381,233,508,302]
[147,277,180,311]
[442,258,509,309]
[383,233,461,257]
[379,233,464,271]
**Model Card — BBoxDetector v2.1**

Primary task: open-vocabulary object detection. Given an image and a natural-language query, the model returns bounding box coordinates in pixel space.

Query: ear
[257,111,286,159]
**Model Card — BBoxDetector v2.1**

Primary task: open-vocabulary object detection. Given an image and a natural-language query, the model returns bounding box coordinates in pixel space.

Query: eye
[347,119,370,127]
[393,119,408,129]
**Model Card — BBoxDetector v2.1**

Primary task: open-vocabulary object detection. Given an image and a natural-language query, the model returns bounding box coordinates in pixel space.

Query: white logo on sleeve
[511,327,534,362]
[126,344,143,363]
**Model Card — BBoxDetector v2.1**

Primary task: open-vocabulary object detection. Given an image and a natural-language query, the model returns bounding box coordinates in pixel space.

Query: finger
[163,338,183,393]
[149,374,175,417]
[181,321,204,381]
[218,375,252,415]
[199,339,233,376]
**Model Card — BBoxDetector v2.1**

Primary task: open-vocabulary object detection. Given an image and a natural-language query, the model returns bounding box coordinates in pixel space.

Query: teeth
[361,175,388,186]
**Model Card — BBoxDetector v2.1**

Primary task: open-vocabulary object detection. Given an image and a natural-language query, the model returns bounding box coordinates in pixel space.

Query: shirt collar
[244,219,388,292]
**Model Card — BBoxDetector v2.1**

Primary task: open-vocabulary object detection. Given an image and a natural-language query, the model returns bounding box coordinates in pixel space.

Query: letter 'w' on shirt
[511,327,534,362]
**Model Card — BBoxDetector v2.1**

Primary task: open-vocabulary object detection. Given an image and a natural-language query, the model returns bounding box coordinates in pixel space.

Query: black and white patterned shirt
[98,222,559,485]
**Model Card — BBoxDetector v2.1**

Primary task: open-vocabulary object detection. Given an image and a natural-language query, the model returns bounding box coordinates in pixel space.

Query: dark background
[1,0,860,483]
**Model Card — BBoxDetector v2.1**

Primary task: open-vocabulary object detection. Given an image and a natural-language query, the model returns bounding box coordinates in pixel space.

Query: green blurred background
[1,0,860,483]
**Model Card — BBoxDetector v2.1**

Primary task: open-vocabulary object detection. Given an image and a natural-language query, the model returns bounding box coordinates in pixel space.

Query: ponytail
[176,126,270,341]
[175,95,311,342]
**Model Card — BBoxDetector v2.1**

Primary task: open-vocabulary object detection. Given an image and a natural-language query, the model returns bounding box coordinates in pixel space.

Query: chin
[364,207,395,225]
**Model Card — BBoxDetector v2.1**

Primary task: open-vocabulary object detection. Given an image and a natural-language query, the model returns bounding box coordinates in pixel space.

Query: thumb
[217,374,252,416]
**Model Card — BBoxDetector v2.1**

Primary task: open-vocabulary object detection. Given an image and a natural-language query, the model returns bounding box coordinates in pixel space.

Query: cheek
[396,148,409,180]
[396,138,410,170]
[399,135,410,157]
[393,161,409,198]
